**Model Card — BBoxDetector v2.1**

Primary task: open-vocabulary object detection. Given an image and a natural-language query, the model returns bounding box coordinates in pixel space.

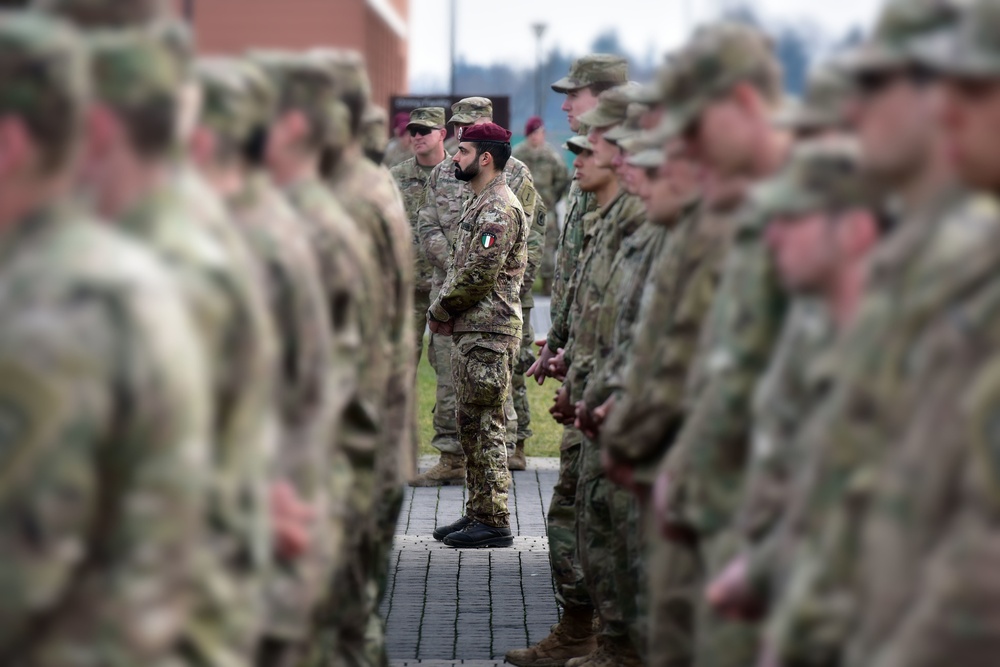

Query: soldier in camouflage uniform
[428,122,527,549]
[613,24,793,667]
[771,62,856,139]
[309,48,414,667]
[512,54,629,667]
[414,96,540,483]
[193,57,342,667]
[513,116,571,293]
[382,111,413,168]
[703,140,882,628]
[0,13,212,666]
[390,106,450,467]
[77,28,282,666]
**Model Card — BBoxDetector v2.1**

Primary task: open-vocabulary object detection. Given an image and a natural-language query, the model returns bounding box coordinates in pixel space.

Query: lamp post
[450,0,458,95]
[531,22,548,118]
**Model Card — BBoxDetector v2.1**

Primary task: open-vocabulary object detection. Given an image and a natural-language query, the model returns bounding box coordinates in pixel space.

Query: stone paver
[383,458,561,664]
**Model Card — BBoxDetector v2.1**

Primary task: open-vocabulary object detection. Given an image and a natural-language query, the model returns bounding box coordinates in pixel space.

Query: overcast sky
[409,0,883,90]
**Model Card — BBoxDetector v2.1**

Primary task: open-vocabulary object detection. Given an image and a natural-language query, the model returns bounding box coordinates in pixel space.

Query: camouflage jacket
[582,221,671,412]
[229,173,336,640]
[0,204,211,667]
[390,153,450,293]
[600,201,727,483]
[512,141,571,209]
[382,137,412,169]
[548,181,598,351]
[327,150,416,490]
[662,194,790,536]
[417,154,538,297]
[429,172,527,338]
[563,189,646,405]
[765,187,1000,667]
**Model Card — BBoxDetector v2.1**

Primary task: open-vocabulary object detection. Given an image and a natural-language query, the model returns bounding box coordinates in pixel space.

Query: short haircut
[742,59,784,107]
[117,96,178,159]
[473,140,511,172]
[586,80,619,96]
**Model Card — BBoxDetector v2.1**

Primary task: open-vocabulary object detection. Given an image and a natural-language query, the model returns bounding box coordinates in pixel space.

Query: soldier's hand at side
[706,555,762,621]
[575,401,599,439]
[547,348,567,381]
[653,470,696,543]
[593,396,615,424]
[270,481,316,561]
[549,386,575,425]
[427,317,453,336]
[528,342,555,384]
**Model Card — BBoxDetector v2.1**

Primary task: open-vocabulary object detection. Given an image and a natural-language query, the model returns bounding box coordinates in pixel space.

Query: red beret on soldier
[461,122,512,143]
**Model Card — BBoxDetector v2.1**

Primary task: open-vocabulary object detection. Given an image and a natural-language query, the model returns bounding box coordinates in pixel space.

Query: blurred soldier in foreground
[192,57,341,667]
[414,96,539,484]
[391,106,450,464]
[428,122,527,548]
[311,48,414,667]
[514,54,629,667]
[79,28,281,666]
[513,115,571,294]
[0,13,212,665]
[361,103,389,164]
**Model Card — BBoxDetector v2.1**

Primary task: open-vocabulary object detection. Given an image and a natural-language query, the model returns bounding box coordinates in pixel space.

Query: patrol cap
[88,28,182,110]
[653,22,779,140]
[773,62,856,131]
[564,134,593,155]
[750,138,875,219]
[449,97,492,125]
[915,0,1000,77]
[621,130,669,169]
[627,61,677,105]
[0,11,88,164]
[196,57,263,146]
[577,82,641,129]
[33,0,172,28]
[407,106,446,129]
[551,53,629,93]
[309,48,373,132]
[604,102,649,144]
[841,0,966,74]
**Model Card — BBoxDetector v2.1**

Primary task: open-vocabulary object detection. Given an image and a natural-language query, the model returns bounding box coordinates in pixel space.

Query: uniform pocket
[457,338,510,407]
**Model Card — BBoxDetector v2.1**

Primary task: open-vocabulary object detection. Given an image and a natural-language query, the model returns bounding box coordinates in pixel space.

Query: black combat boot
[432,516,473,541]
[442,520,514,548]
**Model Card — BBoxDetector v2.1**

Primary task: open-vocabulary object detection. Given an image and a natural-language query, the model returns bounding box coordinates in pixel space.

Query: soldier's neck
[105,158,170,220]
[416,144,446,168]
[594,178,620,210]
[200,161,246,200]
[470,168,502,196]
[270,153,320,188]
[0,167,73,230]
[897,136,954,219]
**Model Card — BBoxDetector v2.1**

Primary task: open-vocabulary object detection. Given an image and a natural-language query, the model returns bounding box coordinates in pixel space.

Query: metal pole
[449,0,457,95]
[531,23,547,118]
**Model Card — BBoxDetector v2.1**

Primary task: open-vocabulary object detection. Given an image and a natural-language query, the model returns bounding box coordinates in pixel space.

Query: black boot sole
[443,535,514,548]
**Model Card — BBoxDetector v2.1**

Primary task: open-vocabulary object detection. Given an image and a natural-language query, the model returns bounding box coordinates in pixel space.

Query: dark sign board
[390,95,511,136]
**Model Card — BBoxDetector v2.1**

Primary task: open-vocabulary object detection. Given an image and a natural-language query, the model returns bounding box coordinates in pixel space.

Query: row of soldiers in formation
[0,0,422,666]
[416,0,1000,666]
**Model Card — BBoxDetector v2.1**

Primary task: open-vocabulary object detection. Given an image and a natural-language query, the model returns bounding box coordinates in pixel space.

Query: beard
[455,160,480,182]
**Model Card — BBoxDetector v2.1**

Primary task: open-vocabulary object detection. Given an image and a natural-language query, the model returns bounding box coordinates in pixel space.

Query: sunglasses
[856,66,938,97]
[409,126,437,137]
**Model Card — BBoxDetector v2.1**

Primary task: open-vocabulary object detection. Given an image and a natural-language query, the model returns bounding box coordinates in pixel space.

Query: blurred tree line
[416,3,865,144]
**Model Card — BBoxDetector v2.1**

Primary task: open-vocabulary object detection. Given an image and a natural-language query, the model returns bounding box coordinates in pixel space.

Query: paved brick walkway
[383,458,561,667]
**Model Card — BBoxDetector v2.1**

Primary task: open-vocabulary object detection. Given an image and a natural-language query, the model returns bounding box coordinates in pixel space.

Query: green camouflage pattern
[34,0,171,27]
[391,154,448,293]
[844,0,967,73]
[0,203,211,667]
[577,83,641,130]
[87,28,182,111]
[449,96,492,125]
[407,106,446,129]
[512,141,570,286]
[453,332,519,526]
[547,180,598,352]
[429,173,528,337]
[382,137,412,169]
[772,63,856,132]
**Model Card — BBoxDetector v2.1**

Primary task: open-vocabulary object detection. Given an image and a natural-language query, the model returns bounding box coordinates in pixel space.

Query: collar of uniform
[0,200,69,265]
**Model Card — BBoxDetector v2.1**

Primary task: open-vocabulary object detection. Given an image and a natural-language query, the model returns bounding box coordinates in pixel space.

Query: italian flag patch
[481,232,497,249]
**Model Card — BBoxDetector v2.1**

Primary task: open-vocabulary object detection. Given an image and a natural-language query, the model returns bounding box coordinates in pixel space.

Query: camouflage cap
[196,57,267,146]
[626,60,678,105]
[0,11,88,122]
[88,28,182,110]
[915,0,1000,77]
[564,134,593,155]
[750,138,876,219]
[841,0,967,74]
[309,48,373,105]
[605,102,649,144]
[258,53,351,147]
[33,0,172,28]
[577,82,640,129]
[407,106,446,129]
[773,62,856,131]
[656,22,779,138]
[621,130,668,169]
[449,97,492,125]
[551,53,629,93]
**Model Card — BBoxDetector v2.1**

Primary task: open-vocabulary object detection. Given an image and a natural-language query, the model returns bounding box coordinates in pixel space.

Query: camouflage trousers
[411,289,431,467]
[452,332,518,527]
[427,289,461,455]
[694,528,760,667]
[577,440,642,642]
[547,428,593,611]
[541,211,560,286]
[643,509,701,667]
[511,308,536,449]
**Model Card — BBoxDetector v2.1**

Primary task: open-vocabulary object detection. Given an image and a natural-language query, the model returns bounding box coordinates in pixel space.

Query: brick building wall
[176,0,408,109]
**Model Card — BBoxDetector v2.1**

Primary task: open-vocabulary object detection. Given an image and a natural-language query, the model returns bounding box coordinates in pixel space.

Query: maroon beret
[525,116,544,136]
[461,122,512,143]
[393,111,411,133]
